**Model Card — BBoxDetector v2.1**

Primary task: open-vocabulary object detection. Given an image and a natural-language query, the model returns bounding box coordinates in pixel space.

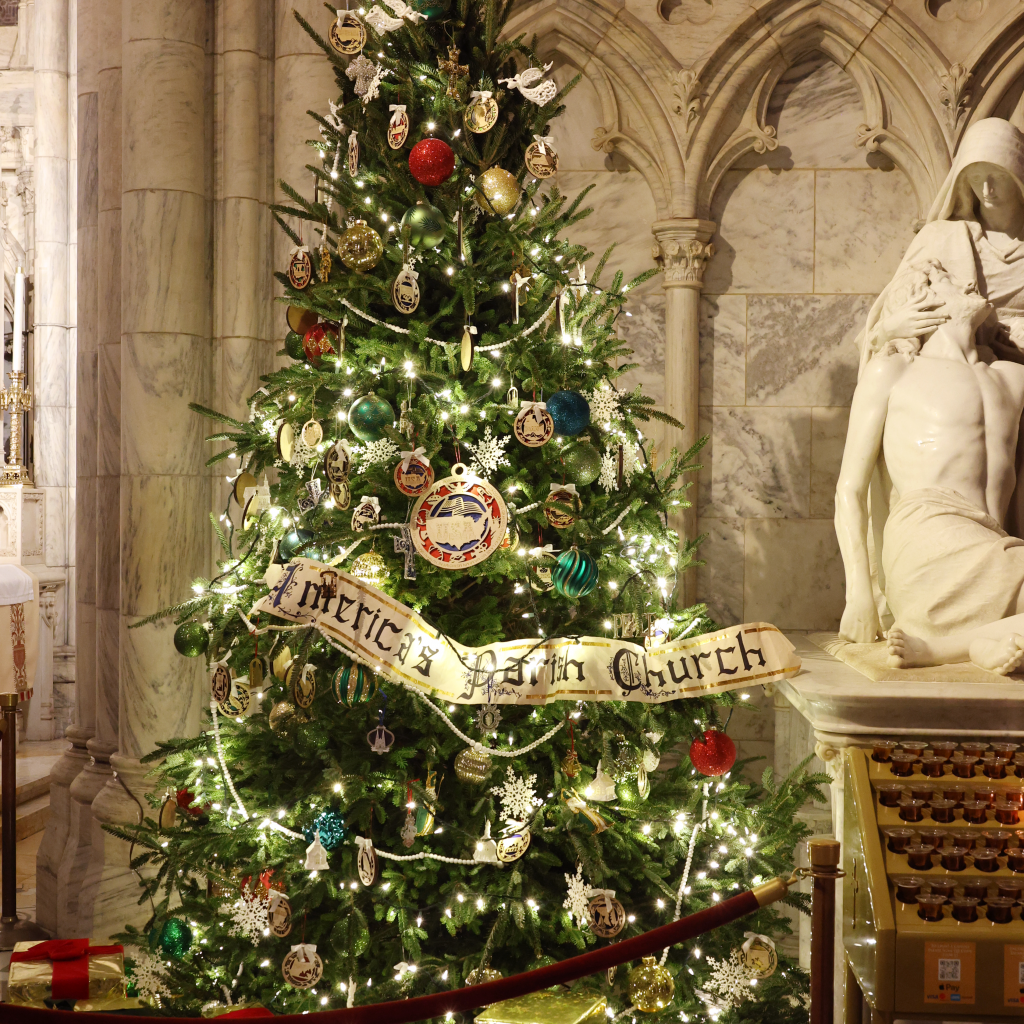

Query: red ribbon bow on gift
[10,939,123,1001]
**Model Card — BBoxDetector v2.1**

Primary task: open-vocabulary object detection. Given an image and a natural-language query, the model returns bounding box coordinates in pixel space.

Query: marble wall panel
[698,407,811,519]
[43,485,68,566]
[810,407,850,519]
[699,294,745,407]
[617,286,665,407]
[95,476,119,612]
[549,66,606,173]
[814,170,919,293]
[705,169,815,294]
[123,0,207,47]
[743,519,846,629]
[96,341,119,480]
[219,50,262,201]
[694,516,744,626]
[35,406,70,488]
[218,197,267,342]
[34,324,70,408]
[745,295,869,407]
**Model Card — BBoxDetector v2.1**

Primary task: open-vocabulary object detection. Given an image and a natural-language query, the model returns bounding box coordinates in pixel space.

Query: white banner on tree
[251,559,801,703]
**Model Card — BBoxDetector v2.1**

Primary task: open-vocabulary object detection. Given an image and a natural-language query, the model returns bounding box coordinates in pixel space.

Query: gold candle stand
[0,371,32,485]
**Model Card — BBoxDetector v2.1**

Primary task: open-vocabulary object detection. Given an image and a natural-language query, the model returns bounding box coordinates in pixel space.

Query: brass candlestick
[0,370,32,485]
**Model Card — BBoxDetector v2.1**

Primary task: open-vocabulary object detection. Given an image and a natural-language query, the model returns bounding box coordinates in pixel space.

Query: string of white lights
[210,700,249,820]
[338,295,558,352]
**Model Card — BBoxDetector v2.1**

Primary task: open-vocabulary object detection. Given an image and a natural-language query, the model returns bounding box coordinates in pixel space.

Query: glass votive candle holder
[996,802,1021,826]
[917,827,948,849]
[885,827,917,853]
[891,754,917,777]
[961,741,989,759]
[962,800,988,824]
[920,757,946,779]
[951,896,980,922]
[877,782,905,807]
[940,845,968,871]
[972,784,997,806]
[942,784,967,806]
[992,742,1020,758]
[952,756,979,779]
[900,799,927,823]
[983,757,1011,780]
[1008,849,1024,872]
[973,848,1001,872]
[953,830,980,849]
[930,879,957,899]
[895,876,924,903]
[1015,761,1024,780]
[872,740,899,762]
[998,880,1023,902]
[1003,788,1024,808]
[963,880,989,903]
[981,830,1013,853]
[917,893,947,921]
[910,783,936,803]
[902,741,928,758]
[928,800,956,824]
[908,844,937,870]
[986,896,1015,923]
[929,740,958,761]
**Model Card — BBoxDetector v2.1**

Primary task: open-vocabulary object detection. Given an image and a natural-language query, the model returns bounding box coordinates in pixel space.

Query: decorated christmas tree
[110,1,826,1020]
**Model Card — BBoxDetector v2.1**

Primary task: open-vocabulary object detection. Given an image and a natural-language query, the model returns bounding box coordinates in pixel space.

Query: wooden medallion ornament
[219,678,251,717]
[387,105,409,149]
[282,945,323,988]
[329,9,365,55]
[268,892,292,938]
[211,663,232,704]
[158,793,178,831]
[301,419,324,447]
[463,90,498,133]
[249,654,264,691]
[544,484,581,530]
[394,448,434,497]
[348,131,360,177]
[514,401,554,447]
[286,305,318,336]
[356,837,381,886]
[460,323,478,371]
[496,826,531,863]
[287,246,313,289]
[277,421,295,463]
[738,933,777,979]
[410,463,508,569]
[325,439,351,482]
[290,663,316,709]
[525,135,559,179]
[587,891,626,938]
[392,264,420,314]
[351,495,381,532]
[330,478,352,510]
[233,471,257,505]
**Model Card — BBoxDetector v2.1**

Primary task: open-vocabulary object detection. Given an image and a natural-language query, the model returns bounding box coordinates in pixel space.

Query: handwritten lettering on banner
[251,559,801,703]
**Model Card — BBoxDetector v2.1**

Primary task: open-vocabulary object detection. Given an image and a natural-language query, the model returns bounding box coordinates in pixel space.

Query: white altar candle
[12,266,24,374]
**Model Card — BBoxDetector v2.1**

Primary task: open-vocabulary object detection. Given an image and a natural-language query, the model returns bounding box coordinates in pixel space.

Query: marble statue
[837,118,1024,674]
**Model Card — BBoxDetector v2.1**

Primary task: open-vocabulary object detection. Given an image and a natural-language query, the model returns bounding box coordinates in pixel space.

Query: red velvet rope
[2,888,762,1024]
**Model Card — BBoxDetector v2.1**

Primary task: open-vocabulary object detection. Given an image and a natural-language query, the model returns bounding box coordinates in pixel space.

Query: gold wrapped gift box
[8,939,127,1009]
[477,990,607,1024]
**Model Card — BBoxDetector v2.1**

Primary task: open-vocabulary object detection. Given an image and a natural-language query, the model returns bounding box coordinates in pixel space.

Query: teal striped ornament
[333,661,378,706]
[552,548,599,598]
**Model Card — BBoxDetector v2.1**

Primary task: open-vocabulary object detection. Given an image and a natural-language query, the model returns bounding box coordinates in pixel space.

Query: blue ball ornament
[546,390,590,437]
[304,810,348,851]
[552,548,599,598]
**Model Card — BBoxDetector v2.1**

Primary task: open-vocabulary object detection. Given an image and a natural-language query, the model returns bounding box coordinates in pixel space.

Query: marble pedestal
[777,632,1024,1021]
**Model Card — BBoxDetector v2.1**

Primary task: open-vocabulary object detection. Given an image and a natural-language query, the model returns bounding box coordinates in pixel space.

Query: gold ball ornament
[474,167,521,217]
[268,700,299,734]
[454,746,493,783]
[338,219,383,271]
[628,957,675,1012]
[466,967,503,986]
[351,550,390,583]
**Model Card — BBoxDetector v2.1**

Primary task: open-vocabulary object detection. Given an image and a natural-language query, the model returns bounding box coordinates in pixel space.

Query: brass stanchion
[0,692,48,949]
[809,837,842,1024]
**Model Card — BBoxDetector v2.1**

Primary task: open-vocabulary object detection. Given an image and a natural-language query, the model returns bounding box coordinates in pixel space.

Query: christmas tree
[110,1,826,1020]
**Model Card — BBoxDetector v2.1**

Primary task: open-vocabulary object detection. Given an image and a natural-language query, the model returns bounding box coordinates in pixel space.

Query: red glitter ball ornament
[409,138,455,186]
[688,729,737,777]
[302,322,338,363]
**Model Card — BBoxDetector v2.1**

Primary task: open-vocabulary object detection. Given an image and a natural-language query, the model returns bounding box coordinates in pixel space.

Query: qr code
[1018,962,1024,985]
[938,959,961,982]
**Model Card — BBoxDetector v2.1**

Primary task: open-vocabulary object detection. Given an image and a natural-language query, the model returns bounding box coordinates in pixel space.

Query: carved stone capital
[651,218,716,287]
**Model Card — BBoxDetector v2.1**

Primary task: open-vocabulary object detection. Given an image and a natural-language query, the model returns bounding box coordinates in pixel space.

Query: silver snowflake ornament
[126,947,171,1003]
[598,450,618,493]
[563,865,591,928]
[587,385,620,425]
[360,438,399,470]
[466,426,510,477]
[229,892,269,946]
[491,766,538,823]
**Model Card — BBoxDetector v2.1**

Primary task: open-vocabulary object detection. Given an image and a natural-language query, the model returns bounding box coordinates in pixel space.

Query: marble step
[0,792,49,841]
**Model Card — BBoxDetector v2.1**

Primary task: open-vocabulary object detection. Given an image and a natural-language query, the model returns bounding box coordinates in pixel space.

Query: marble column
[651,218,715,608]
[86,0,212,940]
[215,0,272,429]
[273,0,335,365]
[38,0,91,935]
[33,0,73,659]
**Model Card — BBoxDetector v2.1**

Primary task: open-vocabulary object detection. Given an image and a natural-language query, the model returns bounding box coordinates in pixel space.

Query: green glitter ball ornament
[400,201,446,248]
[333,660,378,706]
[348,392,394,442]
[552,548,599,599]
[410,0,448,18]
[303,810,348,851]
[173,621,208,658]
[562,439,602,486]
[157,918,193,959]
[284,330,305,360]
